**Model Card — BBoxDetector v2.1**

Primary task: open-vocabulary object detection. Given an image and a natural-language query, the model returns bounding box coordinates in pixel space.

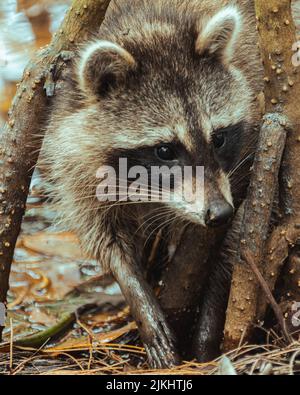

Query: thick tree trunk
[0,0,111,340]
[223,115,288,350]
[223,0,300,351]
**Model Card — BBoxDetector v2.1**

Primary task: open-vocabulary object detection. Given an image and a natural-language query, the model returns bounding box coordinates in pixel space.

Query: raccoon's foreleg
[193,257,232,362]
[193,204,244,362]
[109,247,180,368]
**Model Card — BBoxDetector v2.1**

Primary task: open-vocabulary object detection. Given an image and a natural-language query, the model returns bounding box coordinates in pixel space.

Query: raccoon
[41,0,264,367]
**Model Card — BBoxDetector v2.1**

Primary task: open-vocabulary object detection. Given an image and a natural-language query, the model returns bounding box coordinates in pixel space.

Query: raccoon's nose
[205,201,234,227]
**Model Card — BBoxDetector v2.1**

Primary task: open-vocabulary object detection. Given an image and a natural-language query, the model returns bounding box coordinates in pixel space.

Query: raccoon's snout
[205,200,234,228]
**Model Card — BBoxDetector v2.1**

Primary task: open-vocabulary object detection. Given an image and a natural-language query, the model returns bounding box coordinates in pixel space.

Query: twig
[241,250,292,344]
[9,318,13,373]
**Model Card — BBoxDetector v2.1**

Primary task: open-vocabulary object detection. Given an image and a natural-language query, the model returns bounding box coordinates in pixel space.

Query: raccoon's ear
[78,41,136,98]
[195,6,242,64]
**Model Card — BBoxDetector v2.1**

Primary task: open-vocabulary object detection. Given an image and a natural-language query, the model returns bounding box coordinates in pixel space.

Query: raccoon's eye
[212,132,226,150]
[156,145,176,161]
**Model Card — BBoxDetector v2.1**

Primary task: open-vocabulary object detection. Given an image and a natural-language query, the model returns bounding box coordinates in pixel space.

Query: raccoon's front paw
[143,321,180,369]
[144,341,179,369]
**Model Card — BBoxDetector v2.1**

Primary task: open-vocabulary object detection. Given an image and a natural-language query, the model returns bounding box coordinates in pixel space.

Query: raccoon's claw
[145,342,179,369]
[143,322,180,369]
[145,343,179,369]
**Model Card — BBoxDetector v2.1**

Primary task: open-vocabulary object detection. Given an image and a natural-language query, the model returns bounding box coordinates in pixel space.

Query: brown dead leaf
[28,308,57,327]
[21,232,85,259]
[45,322,137,353]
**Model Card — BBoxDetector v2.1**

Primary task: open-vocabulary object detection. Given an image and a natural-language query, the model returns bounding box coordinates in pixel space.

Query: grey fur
[41,0,262,270]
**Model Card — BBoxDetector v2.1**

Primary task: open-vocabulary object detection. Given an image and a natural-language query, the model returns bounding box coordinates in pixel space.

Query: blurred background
[0,0,70,127]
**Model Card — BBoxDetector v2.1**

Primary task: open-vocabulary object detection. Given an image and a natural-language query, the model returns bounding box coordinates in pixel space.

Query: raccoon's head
[75,6,254,228]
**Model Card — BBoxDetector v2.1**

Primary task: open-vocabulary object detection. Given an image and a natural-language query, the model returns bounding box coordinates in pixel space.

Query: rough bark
[0,0,111,340]
[223,115,288,350]
[255,1,300,220]
[224,0,300,350]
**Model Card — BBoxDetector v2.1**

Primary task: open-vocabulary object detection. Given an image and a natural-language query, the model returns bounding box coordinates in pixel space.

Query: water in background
[0,0,70,127]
